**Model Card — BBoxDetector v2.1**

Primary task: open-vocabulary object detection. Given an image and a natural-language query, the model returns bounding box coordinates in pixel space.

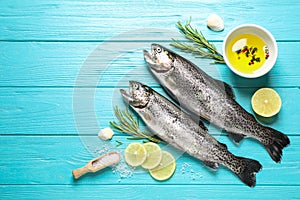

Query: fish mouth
[143,49,158,72]
[144,44,174,73]
[120,81,140,104]
[143,49,167,73]
[143,49,156,65]
[120,81,150,109]
[120,88,132,104]
[143,43,163,65]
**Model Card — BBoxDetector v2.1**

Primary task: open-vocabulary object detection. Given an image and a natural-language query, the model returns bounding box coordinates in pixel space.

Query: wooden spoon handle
[72,151,121,179]
[72,165,90,179]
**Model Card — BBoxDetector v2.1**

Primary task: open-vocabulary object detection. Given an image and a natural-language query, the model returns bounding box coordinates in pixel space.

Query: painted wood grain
[0,0,300,41]
[0,136,298,185]
[0,88,298,135]
[1,0,300,199]
[0,42,300,87]
[1,185,299,200]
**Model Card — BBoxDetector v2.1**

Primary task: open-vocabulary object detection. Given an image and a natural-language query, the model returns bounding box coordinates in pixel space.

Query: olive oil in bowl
[226,34,269,74]
[222,24,278,78]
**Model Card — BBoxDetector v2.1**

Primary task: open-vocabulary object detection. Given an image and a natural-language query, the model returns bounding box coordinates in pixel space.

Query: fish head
[120,81,153,109]
[143,44,175,73]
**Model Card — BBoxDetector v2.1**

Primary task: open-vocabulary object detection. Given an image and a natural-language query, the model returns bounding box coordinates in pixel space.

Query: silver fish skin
[120,81,262,187]
[143,44,290,163]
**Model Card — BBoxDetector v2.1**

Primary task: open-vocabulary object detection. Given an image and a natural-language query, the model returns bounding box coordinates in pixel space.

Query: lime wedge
[124,142,147,167]
[251,88,282,117]
[141,142,162,170]
[149,151,176,181]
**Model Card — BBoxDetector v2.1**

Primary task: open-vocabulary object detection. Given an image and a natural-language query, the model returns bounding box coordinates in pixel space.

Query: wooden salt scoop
[72,151,121,179]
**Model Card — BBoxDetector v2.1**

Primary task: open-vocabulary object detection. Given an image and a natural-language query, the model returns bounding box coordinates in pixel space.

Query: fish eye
[156,47,162,53]
[133,83,139,90]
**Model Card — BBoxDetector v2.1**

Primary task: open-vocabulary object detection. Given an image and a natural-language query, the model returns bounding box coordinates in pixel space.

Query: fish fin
[197,119,208,131]
[263,127,290,163]
[213,79,235,99]
[234,157,262,187]
[202,161,219,170]
[219,142,227,149]
[227,132,246,144]
[162,86,178,102]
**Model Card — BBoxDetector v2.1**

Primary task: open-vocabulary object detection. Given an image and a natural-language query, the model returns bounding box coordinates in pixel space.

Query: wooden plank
[1,185,299,200]
[0,135,298,185]
[0,42,93,87]
[0,0,299,41]
[0,42,300,87]
[0,88,298,135]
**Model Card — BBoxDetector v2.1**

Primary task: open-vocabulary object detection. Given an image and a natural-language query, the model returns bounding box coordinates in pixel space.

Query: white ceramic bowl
[222,24,278,78]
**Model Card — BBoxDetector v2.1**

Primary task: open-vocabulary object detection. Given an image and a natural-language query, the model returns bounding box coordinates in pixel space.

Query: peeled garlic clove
[207,14,224,32]
[98,127,114,140]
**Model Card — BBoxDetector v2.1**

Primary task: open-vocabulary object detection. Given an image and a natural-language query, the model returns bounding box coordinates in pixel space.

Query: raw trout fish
[121,81,262,187]
[144,44,290,163]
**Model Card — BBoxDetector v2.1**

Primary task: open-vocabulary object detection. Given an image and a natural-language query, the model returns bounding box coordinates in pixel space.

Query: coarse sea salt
[112,160,134,181]
[91,141,134,181]
[180,162,203,180]
[92,152,120,167]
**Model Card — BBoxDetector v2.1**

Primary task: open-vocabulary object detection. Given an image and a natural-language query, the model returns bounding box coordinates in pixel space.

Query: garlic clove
[98,127,114,140]
[207,14,224,32]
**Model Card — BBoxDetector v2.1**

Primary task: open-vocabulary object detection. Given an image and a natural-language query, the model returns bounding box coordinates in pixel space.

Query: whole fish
[120,81,262,187]
[144,44,290,163]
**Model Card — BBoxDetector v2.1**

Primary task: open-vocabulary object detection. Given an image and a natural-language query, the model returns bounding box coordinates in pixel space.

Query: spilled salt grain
[180,162,203,180]
[181,162,191,174]
[94,144,111,155]
[112,160,134,180]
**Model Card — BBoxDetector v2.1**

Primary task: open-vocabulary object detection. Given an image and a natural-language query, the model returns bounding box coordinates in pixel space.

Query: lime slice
[149,151,176,181]
[124,142,147,167]
[141,142,162,170]
[251,88,282,117]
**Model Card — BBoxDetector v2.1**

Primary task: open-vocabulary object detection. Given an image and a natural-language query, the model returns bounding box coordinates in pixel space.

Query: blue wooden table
[1,0,299,199]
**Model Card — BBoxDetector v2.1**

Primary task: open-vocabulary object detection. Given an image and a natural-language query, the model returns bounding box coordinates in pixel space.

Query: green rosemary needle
[110,106,161,143]
[115,140,123,147]
[171,18,225,64]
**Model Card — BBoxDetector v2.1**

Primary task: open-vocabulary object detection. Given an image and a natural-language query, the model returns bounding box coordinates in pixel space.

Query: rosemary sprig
[171,18,225,64]
[109,106,162,143]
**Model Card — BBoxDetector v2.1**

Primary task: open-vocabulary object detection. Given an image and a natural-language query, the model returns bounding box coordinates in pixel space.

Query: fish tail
[263,127,290,163]
[234,157,262,187]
